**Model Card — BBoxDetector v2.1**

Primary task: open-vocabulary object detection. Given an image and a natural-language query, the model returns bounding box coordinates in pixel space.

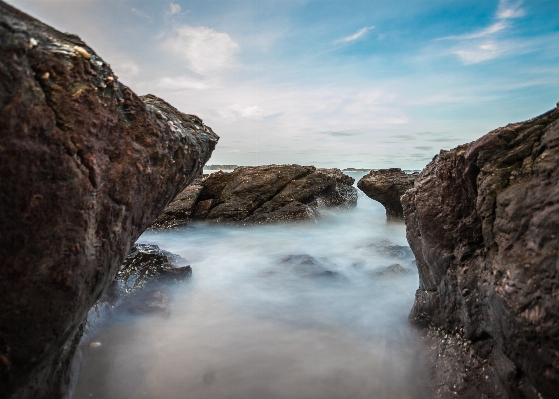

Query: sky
[7,0,559,169]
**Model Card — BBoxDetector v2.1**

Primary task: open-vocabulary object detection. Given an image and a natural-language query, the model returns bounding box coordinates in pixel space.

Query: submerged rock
[365,240,414,260]
[372,264,411,277]
[278,254,340,278]
[91,244,191,318]
[357,168,417,220]
[151,165,358,227]
[0,3,218,398]
[402,104,559,398]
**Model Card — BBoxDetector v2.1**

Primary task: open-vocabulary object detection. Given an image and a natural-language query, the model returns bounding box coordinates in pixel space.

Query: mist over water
[73,173,432,399]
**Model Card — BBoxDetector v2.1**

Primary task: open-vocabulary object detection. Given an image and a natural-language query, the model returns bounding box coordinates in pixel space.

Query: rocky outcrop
[357,168,417,220]
[151,165,358,227]
[0,3,218,398]
[88,244,191,321]
[402,104,559,398]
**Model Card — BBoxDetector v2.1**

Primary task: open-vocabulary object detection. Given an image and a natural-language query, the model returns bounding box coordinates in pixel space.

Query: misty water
[73,173,431,399]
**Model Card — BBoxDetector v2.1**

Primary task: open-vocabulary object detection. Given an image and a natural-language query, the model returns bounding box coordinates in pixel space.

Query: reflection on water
[73,173,431,399]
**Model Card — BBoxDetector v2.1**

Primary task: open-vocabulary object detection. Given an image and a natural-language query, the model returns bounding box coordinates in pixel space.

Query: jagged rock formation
[357,168,417,220]
[402,104,559,398]
[151,165,358,227]
[0,2,218,398]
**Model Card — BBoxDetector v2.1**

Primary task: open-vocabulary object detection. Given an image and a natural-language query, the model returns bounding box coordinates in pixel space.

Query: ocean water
[73,173,431,399]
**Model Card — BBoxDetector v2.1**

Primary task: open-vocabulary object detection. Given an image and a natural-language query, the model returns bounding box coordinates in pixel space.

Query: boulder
[89,244,191,318]
[402,104,559,398]
[150,165,358,227]
[357,168,417,219]
[0,3,218,398]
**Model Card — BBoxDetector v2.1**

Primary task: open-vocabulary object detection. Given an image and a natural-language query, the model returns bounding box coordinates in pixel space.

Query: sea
[72,172,432,399]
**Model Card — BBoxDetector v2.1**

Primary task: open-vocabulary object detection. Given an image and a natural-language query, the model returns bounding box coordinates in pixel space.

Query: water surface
[73,174,431,399]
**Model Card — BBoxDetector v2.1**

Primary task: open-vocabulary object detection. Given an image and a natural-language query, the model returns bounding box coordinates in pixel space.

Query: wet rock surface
[365,240,414,260]
[372,263,412,277]
[151,165,358,227]
[402,104,559,398]
[89,244,191,320]
[0,3,218,398]
[357,168,417,219]
[278,254,341,278]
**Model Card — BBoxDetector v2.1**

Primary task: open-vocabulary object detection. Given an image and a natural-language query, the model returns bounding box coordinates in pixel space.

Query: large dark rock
[0,3,218,398]
[402,104,559,398]
[151,165,358,226]
[357,168,417,220]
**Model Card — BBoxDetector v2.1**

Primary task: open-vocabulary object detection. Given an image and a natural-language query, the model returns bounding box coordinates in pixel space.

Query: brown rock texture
[151,164,358,227]
[0,2,218,398]
[402,104,559,398]
[357,168,417,220]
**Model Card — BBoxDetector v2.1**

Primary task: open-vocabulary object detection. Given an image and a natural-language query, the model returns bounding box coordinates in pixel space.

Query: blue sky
[8,0,559,169]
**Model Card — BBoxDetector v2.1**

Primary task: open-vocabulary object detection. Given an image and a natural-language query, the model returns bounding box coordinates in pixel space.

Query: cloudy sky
[8,0,559,169]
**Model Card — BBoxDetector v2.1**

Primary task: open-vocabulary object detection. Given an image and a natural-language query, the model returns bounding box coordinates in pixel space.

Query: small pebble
[89,342,102,348]
[73,45,90,60]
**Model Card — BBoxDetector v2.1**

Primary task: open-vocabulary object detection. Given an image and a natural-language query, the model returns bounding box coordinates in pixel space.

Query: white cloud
[439,0,526,64]
[156,76,216,91]
[440,20,508,40]
[497,0,525,19]
[131,7,152,21]
[169,3,181,15]
[218,104,264,120]
[106,58,140,84]
[453,41,505,64]
[163,25,240,75]
[334,26,375,44]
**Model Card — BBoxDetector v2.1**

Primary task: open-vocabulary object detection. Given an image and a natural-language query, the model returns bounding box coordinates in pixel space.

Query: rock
[402,104,559,398]
[0,3,218,398]
[357,168,417,219]
[149,182,204,229]
[150,165,358,227]
[365,240,414,259]
[372,263,411,277]
[278,254,340,278]
[91,244,191,317]
[116,243,191,293]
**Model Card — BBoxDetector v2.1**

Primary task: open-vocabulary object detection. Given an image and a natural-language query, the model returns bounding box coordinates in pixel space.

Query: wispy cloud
[440,20,507,40]
[319,131,362,137]
[218,104,264,120]
[334,26,375,44]
[156,76,216,91]
[169,3,182,16]
[162,25,240,75]
[440,0,525,64]
[496,0,525,19]
[131,7,152,22]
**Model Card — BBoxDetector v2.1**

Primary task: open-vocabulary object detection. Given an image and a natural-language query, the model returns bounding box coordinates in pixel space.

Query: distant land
[203,165,419,173]
[203,165,239,170]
